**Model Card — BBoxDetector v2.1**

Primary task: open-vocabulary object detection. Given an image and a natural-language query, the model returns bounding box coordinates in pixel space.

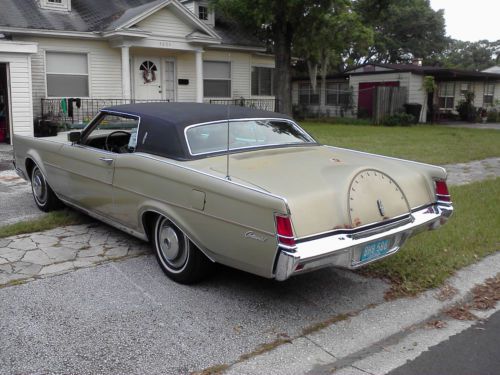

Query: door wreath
[140,60,157,84]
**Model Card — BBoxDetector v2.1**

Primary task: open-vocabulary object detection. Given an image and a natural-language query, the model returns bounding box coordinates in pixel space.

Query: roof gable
[106,0,219,40]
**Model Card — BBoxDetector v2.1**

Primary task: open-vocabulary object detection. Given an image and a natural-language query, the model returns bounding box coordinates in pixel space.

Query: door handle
[98,157,114,165]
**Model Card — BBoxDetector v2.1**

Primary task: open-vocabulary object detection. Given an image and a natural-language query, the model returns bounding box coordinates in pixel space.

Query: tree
[294,2,373,112]
[211,0,335,115]
[350,0,447,65]
[430,39,500,71]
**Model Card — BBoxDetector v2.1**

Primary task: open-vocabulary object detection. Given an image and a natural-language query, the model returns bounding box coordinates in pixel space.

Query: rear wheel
[30,165,63,212]
[152,215,211,284]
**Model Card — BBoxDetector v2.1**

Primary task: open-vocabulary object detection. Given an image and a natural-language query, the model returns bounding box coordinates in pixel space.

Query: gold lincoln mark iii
[13,103,453,284]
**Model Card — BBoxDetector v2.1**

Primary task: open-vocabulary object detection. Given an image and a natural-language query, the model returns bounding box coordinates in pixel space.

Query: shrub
[456,91,476,122]
[487,109,499,123]
[382,112,415,126]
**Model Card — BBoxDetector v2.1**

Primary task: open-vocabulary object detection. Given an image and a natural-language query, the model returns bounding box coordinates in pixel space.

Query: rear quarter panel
[112,153,288,278]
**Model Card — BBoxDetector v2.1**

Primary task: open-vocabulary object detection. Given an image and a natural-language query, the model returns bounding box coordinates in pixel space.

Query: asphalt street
[388,310,500,375]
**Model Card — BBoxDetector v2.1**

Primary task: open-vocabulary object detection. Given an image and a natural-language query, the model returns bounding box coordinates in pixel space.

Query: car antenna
[225,104,231,180]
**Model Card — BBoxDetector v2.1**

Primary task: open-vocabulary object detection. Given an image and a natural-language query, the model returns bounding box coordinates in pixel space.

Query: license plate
[360,239,390,262]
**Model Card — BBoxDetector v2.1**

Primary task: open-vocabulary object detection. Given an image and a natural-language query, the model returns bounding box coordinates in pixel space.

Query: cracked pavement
[0,224,148,286]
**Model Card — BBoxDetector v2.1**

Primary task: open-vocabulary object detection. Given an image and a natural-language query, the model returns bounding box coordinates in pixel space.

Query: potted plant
[478,107,488,123]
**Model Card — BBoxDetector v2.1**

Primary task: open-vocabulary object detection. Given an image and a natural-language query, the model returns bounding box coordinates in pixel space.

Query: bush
[487,109,499,123]
[456,91,476,122]
[382,112,415,126]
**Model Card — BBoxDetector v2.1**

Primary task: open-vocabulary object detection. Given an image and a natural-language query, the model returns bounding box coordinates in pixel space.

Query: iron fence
[40,98,169,129]
[209,98,280,112]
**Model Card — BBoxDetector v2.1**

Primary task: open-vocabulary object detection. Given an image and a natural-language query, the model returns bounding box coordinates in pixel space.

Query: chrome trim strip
[274,202,453,281]
[296,211,414,242]
[55,196,148,242]
[183,118,316,156]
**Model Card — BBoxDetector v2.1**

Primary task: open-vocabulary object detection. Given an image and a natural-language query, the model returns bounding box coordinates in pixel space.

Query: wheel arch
[139,207,216,263]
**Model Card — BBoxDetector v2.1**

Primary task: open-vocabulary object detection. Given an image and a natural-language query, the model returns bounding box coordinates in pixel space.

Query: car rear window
[185,119,315,156]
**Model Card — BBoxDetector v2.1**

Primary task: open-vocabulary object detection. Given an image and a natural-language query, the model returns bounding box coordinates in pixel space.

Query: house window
[460,82,473,98]
[438,82,455,109]
[326,82,349,106]
[484,83,495,106]
[198,5,208,20]
[251,67,274,96]
[41,0,71,10]
[298,83,319,105]
[203,61,231,98]
[46,52,89,97]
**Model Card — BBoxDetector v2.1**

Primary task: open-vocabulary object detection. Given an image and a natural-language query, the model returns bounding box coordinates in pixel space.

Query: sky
[429,0,500,42]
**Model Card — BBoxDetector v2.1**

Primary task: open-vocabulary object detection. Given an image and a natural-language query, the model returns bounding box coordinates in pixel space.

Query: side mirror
[67,131,81,143]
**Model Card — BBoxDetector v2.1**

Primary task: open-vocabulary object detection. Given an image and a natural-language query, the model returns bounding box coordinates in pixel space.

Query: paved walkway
[0,224,148,286]
[440,122,500,130]
[444,157,500,186]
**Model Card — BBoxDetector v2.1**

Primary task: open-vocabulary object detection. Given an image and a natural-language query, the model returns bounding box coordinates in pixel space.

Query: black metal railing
[40,98,169,129]
[209,98,280,112]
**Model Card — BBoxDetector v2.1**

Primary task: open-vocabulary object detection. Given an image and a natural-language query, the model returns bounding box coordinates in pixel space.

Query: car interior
[82,114,138,153]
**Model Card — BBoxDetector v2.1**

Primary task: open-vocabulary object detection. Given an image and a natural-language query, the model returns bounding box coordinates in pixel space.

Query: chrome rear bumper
[274,202,453,281]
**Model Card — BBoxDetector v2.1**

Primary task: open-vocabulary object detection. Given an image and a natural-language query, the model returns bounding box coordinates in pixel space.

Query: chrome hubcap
[32,169,47,204]
[158,221,188,269]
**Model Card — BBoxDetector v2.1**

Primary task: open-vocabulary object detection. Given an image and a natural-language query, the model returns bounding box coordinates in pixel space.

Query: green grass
[0,209,88,239]
[364,178,500,298]
[301,123,500,165]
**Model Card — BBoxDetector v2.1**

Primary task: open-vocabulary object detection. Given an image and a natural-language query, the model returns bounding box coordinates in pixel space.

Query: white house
[292,62,500,122]
[0,0,276,143]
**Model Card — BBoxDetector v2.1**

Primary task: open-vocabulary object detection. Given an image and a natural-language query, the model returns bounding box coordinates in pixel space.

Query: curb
[222,251,500,375]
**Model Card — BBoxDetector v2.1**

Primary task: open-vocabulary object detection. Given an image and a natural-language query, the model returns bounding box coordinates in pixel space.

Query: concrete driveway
[0,246,389,374]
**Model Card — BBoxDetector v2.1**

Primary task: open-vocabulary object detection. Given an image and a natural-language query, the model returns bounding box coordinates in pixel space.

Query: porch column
[121,46,131,100]
[195,50,203,103]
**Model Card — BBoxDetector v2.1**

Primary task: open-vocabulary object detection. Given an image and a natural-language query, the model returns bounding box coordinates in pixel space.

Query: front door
[134,57,162,100]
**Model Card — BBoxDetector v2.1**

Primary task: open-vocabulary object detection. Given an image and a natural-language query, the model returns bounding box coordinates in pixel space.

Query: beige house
[0,0,276,142]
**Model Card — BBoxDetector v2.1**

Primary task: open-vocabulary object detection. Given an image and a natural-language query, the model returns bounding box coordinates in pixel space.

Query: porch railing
[40,98,169,129]
[209,98,280,112]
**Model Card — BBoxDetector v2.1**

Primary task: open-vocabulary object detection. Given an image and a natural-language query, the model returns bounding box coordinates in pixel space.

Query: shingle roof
[347,63,500,81]
[0,0,263,48]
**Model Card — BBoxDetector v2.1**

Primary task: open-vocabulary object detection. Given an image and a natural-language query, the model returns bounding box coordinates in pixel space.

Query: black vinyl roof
[103,102,290,127]
[101,102,291,160]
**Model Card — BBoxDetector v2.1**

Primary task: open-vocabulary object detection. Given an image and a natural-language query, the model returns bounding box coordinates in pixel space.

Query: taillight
[275,215,296,247]
[435,180,451,202]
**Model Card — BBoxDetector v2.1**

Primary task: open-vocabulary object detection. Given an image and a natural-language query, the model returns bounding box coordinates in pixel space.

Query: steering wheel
[105,130,130,152]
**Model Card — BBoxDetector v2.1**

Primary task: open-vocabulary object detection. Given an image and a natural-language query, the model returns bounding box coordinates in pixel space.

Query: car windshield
[185,119,315,155]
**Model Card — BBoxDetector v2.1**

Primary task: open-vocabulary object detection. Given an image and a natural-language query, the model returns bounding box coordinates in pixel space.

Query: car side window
[83,114,139,153]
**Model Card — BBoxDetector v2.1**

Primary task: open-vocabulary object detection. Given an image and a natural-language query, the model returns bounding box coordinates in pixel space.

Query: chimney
[413,58,423,67]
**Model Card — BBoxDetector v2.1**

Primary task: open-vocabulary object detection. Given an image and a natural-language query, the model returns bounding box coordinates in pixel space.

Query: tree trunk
[319,55,329,115]
[273,8,293,115]
[307,61,318,94]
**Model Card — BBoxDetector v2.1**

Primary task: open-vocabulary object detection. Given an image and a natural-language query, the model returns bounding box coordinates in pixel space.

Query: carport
[0,40,37,144]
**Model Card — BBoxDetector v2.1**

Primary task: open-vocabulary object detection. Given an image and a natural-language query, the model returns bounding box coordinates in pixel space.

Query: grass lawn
[301,123,500,165]
[364,178,500,298]
[0,209,88,239]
